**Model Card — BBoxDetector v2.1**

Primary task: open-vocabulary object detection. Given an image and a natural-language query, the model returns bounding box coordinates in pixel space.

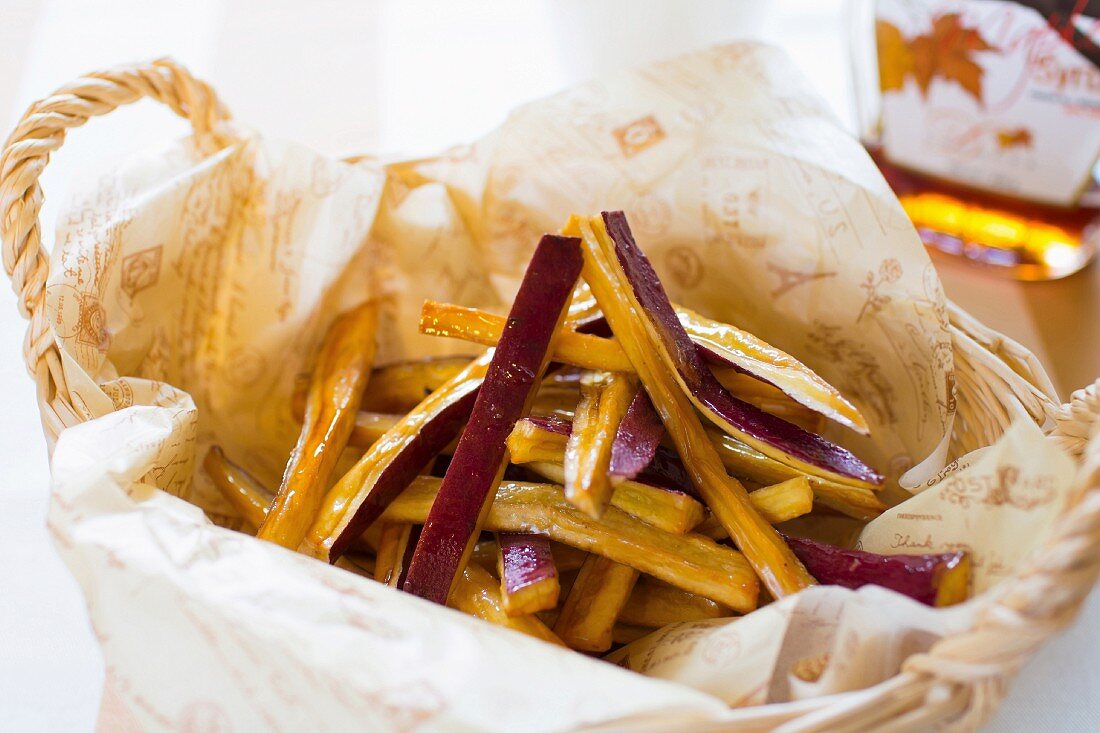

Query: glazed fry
[204,446,273,531]
[529,385,583,419]
[619,578,731,628]
[291,392,403,449]
[507,419,806,532]
[451,563,565,646]
[403,235,583,606]
[609,391,664,481]
[497,533,560,616]
[421,299,868,435]
[420,299,633,372]
[374,523,418,587]
[712,368,825,432]
[302,352,491,562]
[611,624,652,645]
[786,536,971,607]
[506,417,570,463]
[550,543,588,573]
[525,460,705,535]
[564,371,636,517]
[696,477,815,535]
[361,356,473,413]
[707,431,887,520]
[553,555,638,652]
[722,479,818,533]
[568,214,815,598]
[258,302,379,549]
[673,307,868,434]
[381,477,759,612]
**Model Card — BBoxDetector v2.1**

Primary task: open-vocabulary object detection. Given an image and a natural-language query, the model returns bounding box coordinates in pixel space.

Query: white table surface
[1,1,1097,731]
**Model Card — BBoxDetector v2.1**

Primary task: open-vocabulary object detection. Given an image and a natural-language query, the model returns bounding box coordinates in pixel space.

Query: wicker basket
[3,59,1099,733]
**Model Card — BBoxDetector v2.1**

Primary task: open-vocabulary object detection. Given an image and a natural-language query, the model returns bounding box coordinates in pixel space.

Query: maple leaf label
[873,0,1100,206]
[877,14,999,104]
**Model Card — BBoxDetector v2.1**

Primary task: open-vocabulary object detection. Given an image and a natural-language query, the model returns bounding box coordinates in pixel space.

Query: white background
[0,1,1097,731]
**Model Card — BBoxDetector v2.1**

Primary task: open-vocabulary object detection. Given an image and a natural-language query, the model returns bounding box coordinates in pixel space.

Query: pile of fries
[204,212,970,654]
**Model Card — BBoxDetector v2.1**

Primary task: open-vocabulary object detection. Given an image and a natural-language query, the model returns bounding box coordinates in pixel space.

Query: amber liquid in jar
[869,148,1098,280]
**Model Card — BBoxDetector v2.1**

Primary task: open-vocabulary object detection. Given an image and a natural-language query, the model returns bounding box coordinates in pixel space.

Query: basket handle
[0,59,230,441]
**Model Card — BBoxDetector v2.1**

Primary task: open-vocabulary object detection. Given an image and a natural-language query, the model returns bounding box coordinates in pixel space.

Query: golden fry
[554,555,638,652]
[708,431,887,519]
[381,477,759,612]
[301,353,491,561]
[419,299,633,372]
[567,215,815,598]
[564,371,636,517]
[204,446,272,531]
[362,356,473,413]
[451,563,565,646]
[291,391,402,449]
[524,460,705,535]
[619,577,731,627]
[374,523,416,587]
[694,479,818,539]
[259,303,379,549]
[711,368,825,432]
[497,534,560,616]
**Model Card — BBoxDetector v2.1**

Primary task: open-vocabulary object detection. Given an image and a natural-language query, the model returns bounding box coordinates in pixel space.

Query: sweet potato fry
[257,303,379,549]
[302,352,491,562]
[508,419,809,533]
[419,299,633,373]
[403,235,583,605]
[361,356,473,413]
[697,477,814,535]
[564,371,636,517]
[204,446,273,531]
[711,367,826,433]
[619,577,732,627]
[497,533,560,616]
[609,391,664,481]
[290,392,403,449]
[567,213,814,598]
[506,416,570,463]
[707,431,887,520]
[550,543,588,573]
[785,536,971,607]
[382,477,758,612]
[428,298,868,435]
[529,386,582,420]
[676,307,868,435]
[611,624,652,645]
[553,555,638,652]
[451,563,565,646]
[596,212,879,488]
[374,523,419,587]
[205,447,388,554]
[523,460,705,535]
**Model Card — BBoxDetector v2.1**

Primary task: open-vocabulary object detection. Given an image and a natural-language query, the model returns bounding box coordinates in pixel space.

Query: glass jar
[848,0,1099,280]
